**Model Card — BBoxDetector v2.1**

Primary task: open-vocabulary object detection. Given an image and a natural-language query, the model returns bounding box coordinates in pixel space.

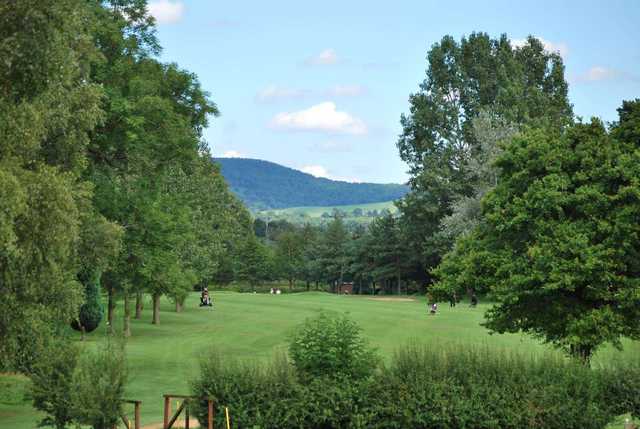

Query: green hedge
[192,345,639,429]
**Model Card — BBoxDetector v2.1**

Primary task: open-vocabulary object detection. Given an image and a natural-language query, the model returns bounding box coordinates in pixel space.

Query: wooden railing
[163,394,214,429]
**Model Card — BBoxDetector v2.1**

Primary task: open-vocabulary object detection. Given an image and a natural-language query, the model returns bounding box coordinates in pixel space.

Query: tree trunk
[152,293,161,325]
[175,299,182,313]
[107,285,115,330]
[135,291,143,319]
[306,281,310,291]
[288,278,293,290]
[397,273,402,295]
[123,291,131,337]
[570,344,593,365]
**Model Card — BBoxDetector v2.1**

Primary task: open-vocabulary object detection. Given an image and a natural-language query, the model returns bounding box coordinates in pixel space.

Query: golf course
[2,291,638,429]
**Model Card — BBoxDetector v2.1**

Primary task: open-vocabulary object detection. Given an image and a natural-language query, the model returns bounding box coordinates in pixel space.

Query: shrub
[288,312,378,380]
[70,337,127,429]
[192,315,638,429]
[192,350,370,429]
[71,270,103,333]
[366,344,617,429]
[599,359,640,419]
[29,339,80,429]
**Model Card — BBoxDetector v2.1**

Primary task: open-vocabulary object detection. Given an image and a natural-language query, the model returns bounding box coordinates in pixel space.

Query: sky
[148,0,640,184]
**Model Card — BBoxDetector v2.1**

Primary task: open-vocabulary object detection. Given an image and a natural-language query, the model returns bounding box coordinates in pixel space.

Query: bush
[599,360,640,419]
[192,315,638,429]
[192,350,370,429]
[29,339,80,429]
[288,312,378,380]
[71,270,103,333]
[365,344,615,429]
[70,337,127,429]
[192,342,639,429]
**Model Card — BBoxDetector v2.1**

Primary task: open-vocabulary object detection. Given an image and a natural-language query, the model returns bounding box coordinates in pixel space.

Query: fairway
[2,291,638,429]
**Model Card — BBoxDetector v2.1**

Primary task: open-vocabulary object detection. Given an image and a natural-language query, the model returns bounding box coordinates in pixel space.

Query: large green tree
[274,230,305,289]
[397,33,573,283]
[0,0,113,371]
[84,1,242,327]
[437,105,640,361]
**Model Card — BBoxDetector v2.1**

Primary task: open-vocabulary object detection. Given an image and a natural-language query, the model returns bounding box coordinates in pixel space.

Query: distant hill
[214,158,409,210]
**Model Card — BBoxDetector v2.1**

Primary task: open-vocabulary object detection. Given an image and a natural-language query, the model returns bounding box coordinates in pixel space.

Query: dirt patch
[366,297,416,302]
[141,418,199,429]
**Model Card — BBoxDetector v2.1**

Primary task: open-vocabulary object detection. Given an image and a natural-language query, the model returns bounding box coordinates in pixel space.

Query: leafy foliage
[29,340,80,429]
[70,338,127,429]
[396,33,573,283]
[288,312,378,380]
[72,271,104,333]
[193,341,637,429]
[436,109,640,361]
[0,0,106,372]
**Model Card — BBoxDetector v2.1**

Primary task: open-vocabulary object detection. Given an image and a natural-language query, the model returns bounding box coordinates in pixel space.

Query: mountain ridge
[214,157,408,210]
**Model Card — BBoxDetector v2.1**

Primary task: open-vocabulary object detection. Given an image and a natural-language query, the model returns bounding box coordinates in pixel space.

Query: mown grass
[1,291,638,428]
[258,200,399,224]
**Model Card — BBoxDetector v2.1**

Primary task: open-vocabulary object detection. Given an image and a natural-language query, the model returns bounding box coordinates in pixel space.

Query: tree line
[232,215,424,295]
[0,0,257,372]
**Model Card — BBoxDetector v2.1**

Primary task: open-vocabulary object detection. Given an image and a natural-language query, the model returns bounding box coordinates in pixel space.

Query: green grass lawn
[258,200,398,224]
[2,291,638,428]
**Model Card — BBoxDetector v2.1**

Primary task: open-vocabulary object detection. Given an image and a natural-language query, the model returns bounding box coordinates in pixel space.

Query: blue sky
[149,0,640,184]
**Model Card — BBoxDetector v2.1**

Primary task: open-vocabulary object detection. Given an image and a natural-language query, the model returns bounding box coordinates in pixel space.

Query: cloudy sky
[148,0,640,184]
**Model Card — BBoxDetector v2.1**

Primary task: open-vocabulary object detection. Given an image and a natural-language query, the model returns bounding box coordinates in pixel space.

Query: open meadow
[2,291,638,429]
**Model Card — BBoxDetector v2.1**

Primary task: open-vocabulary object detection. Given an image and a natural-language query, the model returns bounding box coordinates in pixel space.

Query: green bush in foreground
[70,338,127,429]
[193,342,639,429]
[29,340,79,429]
[288,312,378,380]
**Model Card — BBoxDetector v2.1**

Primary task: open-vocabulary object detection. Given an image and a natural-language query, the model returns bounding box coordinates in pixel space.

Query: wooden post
[163,396,170,429]
[207,400,213,429]
[134,401,141,429]
[185,400,190,429]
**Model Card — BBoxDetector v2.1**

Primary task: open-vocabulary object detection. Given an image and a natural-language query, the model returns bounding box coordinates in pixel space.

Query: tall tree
[318,216,350,290]
[274,230,304,289]
[437,107,640,362]
[397,33,573,283]
[0,0,113,371]
[85,1,222,327]
[235,235,271,290]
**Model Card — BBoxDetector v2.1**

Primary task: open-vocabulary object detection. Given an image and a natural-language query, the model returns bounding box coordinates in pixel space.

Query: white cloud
[512,37,569,57]
[305,49,339,66]
[325,85,367,97]
[301,165,331,178]
[256,85,308,103]
[572,66,638,84]
[300,165,360,182]
[220,150,244,158]
[148,0,184,24]
[270,102,367,136]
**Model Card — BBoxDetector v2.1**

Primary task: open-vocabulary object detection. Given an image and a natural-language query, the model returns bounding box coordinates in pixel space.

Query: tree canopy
[435,102,640,361]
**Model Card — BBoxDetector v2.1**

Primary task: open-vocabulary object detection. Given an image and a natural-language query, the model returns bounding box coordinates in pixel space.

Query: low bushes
[192,314,639,429]
[29,337,128,429]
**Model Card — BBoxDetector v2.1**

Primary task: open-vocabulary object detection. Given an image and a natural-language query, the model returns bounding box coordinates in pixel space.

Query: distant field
[257,200,398,224]
[1,291,637,429]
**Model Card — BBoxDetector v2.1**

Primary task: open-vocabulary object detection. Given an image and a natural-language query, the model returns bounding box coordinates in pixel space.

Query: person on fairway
[470,292,478,308]
[200,287,213,307]
[430,302,437,315]
[449,292,457,307]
